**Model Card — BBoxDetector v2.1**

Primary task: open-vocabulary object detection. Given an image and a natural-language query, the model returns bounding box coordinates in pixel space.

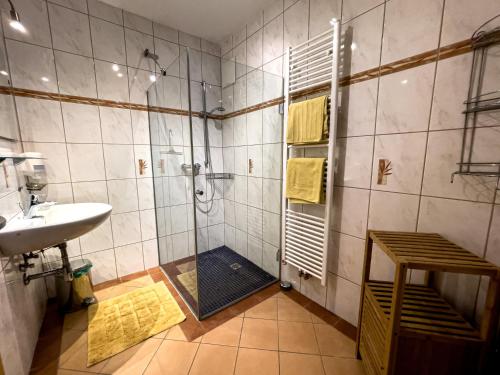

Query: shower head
[144,49,167,76]
[144,48,159,61]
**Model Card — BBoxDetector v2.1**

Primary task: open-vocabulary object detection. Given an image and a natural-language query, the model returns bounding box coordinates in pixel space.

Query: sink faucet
[22,191,41,217]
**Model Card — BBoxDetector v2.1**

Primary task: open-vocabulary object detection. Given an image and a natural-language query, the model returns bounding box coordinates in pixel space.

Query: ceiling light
[0,70,8,76]
[149,74,156,82]
[8,1,26,33]
[41,76,49,82]
[117,73,123,78]
[112,64,119,72]
[401,79,408,85]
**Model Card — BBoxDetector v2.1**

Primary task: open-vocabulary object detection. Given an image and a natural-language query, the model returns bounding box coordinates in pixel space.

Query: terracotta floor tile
[314,324,356,357]
[100,337,162,374]
[63,310,87,331]
[119,275,154,288]
[188,344,238,375]
[277,298,312,322]
[234,348,279,375]
[166,324,201,342]
[143,340,198,375]
[311,313,328,324]
[244,298,278,320]
[278,321,319,354]
[152,328,169,339]
[201,317,243,346]
[94,285,137,302]
[240,318,279,350]
[279,352,325,375]
[322,356,365,375]
[58,330,108,373]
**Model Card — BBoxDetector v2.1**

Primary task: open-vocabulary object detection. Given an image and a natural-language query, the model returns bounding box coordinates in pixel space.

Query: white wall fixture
[281,21,341,286]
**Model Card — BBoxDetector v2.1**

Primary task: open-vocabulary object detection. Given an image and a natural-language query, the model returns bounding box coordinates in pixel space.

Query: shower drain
[230,263,242,270]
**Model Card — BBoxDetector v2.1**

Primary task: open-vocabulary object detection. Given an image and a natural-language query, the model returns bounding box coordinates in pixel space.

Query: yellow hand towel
[286,158,326,204]
[286,96,329,144]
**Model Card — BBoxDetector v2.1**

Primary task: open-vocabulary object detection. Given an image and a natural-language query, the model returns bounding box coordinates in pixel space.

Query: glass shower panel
[147,53,200,317]
[149,48,283,320]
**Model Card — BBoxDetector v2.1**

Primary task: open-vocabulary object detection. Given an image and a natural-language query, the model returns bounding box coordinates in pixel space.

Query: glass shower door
[147,51,200,318]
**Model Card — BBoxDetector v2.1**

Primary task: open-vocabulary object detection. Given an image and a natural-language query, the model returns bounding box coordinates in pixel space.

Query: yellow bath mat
[87,282,186,366]
[177,269,198,301]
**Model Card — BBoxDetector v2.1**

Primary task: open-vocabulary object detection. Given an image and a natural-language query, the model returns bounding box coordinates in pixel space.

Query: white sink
[0,203,112,256]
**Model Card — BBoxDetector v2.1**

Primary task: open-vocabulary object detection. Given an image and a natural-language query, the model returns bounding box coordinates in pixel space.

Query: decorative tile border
[0,39,471,122]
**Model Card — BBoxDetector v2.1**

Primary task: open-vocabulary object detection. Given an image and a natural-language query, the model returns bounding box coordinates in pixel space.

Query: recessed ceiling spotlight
[8,0,26,33]
[112,64,119,72]
[41,76,49,82]
[149,74,156,82]
[117,72,123,78]
[401,79,408,85]
[0,70,8,76]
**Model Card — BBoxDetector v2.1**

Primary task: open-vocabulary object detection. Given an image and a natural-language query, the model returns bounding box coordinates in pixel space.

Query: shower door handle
[195,189,204,196]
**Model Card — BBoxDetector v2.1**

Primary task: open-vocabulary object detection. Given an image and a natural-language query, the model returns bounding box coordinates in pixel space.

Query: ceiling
[101,0,275,43]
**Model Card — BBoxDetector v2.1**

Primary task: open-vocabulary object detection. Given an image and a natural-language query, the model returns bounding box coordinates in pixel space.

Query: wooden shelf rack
[356,230,500,375]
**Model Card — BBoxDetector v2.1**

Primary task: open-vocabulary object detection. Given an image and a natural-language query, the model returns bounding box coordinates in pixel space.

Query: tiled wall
[0,0,222,285]
[220,0,500,326]
[0,22,48,375]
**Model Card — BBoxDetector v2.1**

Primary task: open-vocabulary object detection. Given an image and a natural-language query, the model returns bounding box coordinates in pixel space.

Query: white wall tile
[54,51,97,98]
[376,63,435,134]
[7,40,57,92]
[80,217,113,253]
[125,28,155,70]
[115,242,144,277]
[263,15,283,65]
[124,11,153,35]
[381,0,443,64]
[371,132,427,194]
[67,143,106,182]
[418,196,491,256]
[88,0,123,25]
[247,234,263,266]
[111,211,142,246]
[329,232,364,285]
[48,3,92,57]
[140,208,157,240]
[103,144,136,179]
[90,17,126,64]
[2,0,52,48]
[85,249,117,283]
[335,136,373,189]
[106,179,138,213]
[368,190,419,231]
[100,107,133,144]
[332,187,370,238]
[284,0,309,51]
[16,97,65,142]
[95,60,129,102]
[73,180,108,203]
[308,0,341,37]
[326,273,361,326]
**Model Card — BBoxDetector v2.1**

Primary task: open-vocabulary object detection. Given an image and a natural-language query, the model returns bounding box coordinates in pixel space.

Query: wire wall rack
[451,15,500,187]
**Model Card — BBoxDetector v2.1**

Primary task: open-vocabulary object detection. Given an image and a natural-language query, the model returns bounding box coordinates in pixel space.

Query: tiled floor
[30,268,364,375]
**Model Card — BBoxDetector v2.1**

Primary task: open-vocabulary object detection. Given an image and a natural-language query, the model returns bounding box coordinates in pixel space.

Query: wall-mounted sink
[0,203,112,256]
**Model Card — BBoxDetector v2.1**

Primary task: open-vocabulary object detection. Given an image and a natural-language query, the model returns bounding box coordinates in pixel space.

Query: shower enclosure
[147,47,283,319]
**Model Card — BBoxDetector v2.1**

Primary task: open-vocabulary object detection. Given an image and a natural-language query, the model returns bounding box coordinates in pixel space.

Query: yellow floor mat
[87,282,186,366]
[177,270,198,301]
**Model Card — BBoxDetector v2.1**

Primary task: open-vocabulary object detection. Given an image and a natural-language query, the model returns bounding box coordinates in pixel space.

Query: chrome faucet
[21,191,41,217]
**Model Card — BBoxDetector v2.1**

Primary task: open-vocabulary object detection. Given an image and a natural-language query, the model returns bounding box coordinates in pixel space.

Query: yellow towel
[286,158,326,204]
[286,96,329,144]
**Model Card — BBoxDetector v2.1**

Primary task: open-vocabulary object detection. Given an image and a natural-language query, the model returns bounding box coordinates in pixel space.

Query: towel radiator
[281,21,341,286]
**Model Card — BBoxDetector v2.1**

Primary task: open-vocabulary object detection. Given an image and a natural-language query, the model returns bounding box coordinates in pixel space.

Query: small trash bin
[56,259,97,312]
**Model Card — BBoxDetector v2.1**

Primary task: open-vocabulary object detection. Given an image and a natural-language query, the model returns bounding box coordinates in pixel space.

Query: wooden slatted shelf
[356,230,500,375]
